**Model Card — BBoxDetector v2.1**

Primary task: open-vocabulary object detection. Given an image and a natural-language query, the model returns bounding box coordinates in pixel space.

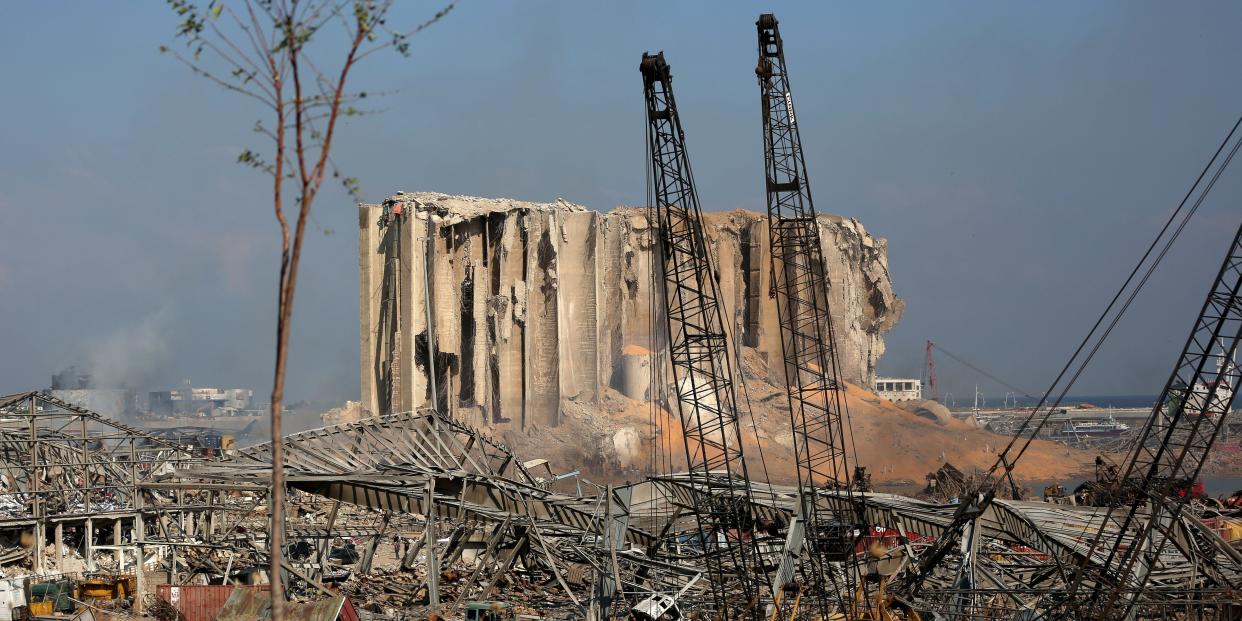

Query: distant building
[875,377,922,402]
[148,387,254,417]
[51,366,93,390]
[48,366,137,417]
[48,388,137,418]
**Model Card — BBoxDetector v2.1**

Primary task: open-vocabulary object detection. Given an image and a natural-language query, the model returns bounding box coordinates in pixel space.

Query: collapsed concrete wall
[359,192,903,429]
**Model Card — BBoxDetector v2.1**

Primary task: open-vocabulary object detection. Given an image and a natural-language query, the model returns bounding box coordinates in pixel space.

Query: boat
[1054,415,1130,438]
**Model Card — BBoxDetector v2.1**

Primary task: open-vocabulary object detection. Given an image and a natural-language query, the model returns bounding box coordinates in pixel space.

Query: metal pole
[426,479,439,612]
[29,397,41,575]
[114,518,123,568]
[133,545,145,615]
[54,523,64,571]
[81,415,90,515]
[86,518,95,572]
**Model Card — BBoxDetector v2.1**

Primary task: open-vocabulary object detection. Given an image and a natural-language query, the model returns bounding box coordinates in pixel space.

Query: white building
[148,387,254,416]
[874,377,922,402]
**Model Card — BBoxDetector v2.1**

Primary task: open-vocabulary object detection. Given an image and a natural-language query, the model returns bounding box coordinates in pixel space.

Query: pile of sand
[499,346,1098,489]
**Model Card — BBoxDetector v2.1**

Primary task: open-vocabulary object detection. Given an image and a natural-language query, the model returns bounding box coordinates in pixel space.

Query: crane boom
[1062,219,1242,620]
[896,120,1242,612]
[641,51,770,619]
[755,13,858,617]
[924,340,939,402]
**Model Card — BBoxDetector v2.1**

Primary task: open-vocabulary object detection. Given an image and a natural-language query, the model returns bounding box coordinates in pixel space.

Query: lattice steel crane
[884,111,1242,621]
[641,51,772,620]
[894,223,1241,620]
[924,341,939,403]
[1058,219,1242,620]
[755,13,859,619]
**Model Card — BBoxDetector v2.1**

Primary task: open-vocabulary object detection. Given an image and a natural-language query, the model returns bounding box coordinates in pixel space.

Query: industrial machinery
[641,51,772,619]
[755,13,859,620]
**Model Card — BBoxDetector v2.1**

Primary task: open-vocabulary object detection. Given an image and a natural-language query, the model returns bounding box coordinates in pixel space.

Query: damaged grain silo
[357,192,903,431]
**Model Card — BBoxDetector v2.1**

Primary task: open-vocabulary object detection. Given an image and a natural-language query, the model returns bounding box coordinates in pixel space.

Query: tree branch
[163,2,455,618]
[358,2,455,61]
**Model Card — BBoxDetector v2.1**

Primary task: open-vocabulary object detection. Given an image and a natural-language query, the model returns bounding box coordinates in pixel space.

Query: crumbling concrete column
[490,212,526,425]
[596,214,626,394]
[401,212,426,415]
[612,352,651,401]
[432,215,459,409]
[711,215,747,352]
[525,211,561,428]
[358,204,383,417]
[754,216,785,385]
[557,212,600,403]
[619,214,659,356]
[452,217,489,420]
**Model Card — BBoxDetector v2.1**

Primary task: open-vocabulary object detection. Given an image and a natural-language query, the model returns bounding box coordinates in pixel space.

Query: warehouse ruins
[0,391,1237,619]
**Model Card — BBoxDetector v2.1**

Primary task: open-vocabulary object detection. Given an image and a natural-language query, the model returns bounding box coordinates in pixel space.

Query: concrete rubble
[0,387,1236,620]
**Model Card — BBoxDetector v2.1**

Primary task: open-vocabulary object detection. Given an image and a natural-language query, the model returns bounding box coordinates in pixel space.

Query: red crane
[924,340,940,402]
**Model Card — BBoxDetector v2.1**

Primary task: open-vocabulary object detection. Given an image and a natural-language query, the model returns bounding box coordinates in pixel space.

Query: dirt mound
[500,347,1097,489]
[899,399,955,426]
[835,381,1093,485]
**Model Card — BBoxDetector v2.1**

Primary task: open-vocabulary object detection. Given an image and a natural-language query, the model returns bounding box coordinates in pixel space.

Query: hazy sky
[2,1,1240,404]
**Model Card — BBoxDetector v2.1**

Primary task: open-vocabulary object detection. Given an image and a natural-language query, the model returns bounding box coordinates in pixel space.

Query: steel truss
[1061,220,1242,620]
[0,392,191,571]
[641,51,771,619]
[755,13,859,620]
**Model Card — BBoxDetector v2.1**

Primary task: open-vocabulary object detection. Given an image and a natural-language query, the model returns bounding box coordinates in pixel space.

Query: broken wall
[359,193,903,429]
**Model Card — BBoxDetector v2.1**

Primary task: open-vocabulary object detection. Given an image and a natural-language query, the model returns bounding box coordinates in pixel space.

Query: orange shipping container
[157,584,271,621]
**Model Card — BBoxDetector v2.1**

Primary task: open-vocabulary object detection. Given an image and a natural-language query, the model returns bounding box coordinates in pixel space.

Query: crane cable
[905,113,1242,598]
[663,75,778,503]
[930,342,1036,399]
[993,112,1242,483]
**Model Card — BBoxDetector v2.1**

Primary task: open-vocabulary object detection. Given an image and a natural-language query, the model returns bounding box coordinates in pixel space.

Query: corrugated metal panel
[295,597,346,621]
[157,584,271,621]
[215,588,268,621]
[216,587,350,621]
[339,597,361,621]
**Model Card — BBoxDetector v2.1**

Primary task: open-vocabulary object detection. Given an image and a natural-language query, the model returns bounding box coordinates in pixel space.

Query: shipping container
[157,584,271,621]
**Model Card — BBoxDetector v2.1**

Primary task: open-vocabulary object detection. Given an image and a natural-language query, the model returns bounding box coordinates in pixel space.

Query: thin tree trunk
[163,5,454,621]
[270,305,288,619]
[268,17,364,620]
